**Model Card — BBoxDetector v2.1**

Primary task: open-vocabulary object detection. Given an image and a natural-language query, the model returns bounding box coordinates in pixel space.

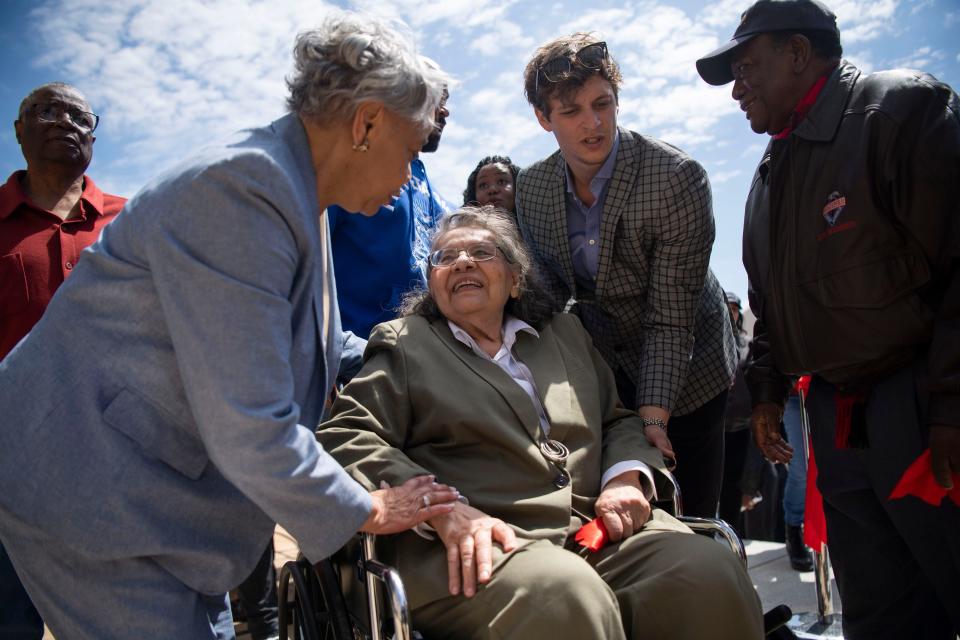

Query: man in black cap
[696,1,960,638]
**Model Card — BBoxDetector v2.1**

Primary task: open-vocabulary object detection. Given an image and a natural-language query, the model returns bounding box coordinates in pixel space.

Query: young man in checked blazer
[514,33,737,518]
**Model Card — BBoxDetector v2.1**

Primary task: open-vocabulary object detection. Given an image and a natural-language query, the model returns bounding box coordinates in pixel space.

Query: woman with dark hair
[318,206,763,640]
[462,155,520,212]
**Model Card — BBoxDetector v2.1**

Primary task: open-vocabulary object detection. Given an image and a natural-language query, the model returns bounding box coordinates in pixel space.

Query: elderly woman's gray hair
[287,12,449,134]
[400,205,555,327]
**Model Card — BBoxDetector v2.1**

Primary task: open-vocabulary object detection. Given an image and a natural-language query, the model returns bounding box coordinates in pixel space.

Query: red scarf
[772,70,832,140]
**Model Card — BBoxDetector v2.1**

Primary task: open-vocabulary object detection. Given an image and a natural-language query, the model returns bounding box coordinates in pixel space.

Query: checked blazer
[515,127,736,416]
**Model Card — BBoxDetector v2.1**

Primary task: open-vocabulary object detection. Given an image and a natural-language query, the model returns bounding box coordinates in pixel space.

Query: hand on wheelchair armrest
[594,470,651,542]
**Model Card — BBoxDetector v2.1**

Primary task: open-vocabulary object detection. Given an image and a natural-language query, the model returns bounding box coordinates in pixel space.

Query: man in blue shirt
[328,86,454,341]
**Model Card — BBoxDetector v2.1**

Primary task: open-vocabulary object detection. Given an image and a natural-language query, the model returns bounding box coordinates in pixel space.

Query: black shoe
[786,524,814,572]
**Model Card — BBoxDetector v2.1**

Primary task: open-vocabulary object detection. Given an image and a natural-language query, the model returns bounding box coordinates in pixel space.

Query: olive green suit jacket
[318,312,679,609]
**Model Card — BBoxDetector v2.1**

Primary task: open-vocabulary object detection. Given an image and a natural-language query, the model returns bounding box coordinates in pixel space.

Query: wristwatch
[640,416,667,431]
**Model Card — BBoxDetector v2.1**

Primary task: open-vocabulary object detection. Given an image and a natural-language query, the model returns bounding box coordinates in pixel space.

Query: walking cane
[797,388,834,625]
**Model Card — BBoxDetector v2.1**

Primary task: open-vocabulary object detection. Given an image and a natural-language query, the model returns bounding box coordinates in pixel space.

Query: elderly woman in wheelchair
[318,207,764,640]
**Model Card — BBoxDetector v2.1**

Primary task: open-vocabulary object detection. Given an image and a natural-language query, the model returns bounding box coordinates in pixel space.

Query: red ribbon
[803,439,828,550]
[834,389,866,449]
[889,448,960,507]
[794,375,811,398]
[574,518,609,552]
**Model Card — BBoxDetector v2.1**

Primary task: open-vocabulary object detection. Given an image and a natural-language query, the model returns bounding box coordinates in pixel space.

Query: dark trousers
[0,542,43,640]
[662,391,727,518]
[616,371,727,519]
[718,428,751,534]
[718,427,786,540]
[236,540,279,640]
[806,364,960,640]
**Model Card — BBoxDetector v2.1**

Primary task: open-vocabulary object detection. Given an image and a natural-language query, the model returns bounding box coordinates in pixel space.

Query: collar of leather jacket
[791,61,860,143]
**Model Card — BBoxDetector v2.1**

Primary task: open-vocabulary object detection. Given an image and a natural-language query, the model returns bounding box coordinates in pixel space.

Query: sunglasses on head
[535,41,608,94]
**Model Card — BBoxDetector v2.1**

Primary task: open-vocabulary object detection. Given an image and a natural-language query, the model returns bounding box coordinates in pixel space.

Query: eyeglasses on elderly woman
[428,241,507,268]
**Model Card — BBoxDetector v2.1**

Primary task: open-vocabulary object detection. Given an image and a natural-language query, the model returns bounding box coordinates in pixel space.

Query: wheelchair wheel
[278,558,355,640]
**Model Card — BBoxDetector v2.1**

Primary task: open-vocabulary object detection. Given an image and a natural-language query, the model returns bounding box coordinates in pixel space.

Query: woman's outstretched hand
[361,475,459,535]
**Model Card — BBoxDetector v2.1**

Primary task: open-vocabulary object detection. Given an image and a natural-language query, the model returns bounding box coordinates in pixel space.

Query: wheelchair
[278,476,793,640]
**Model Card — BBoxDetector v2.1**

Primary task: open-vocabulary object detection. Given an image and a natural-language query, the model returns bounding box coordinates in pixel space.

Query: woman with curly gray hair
[287,12,449,213]
[0,11,461,640]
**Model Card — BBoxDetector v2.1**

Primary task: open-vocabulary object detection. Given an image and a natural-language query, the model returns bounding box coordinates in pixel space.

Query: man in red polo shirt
[0,81,124,638]
[1,82,125,357]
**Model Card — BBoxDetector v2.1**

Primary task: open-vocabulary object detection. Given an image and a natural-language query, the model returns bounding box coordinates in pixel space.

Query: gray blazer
[0,114,370,594]
[515,128,736,416]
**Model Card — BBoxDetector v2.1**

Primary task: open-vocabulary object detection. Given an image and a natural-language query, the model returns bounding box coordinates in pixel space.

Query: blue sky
[1,0,958,302]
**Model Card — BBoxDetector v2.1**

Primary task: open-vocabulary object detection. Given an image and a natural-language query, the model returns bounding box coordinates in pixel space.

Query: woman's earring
[352,139,369,152]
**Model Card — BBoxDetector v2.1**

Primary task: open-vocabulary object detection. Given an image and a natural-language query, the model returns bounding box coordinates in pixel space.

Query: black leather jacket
[743,62,960,426]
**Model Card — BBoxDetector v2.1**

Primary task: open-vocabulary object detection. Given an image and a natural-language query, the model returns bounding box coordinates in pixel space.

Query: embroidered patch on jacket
[822,191,846,226]
[816,221,857,242]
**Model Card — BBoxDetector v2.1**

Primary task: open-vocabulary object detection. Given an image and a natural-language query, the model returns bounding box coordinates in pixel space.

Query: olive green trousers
[412,510,764,640]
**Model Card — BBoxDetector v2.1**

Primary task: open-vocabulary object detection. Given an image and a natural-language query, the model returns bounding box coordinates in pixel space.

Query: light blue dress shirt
[565,132,620,295]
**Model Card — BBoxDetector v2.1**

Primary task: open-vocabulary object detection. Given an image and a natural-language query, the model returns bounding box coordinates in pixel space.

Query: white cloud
[844,50,876,73]
[709,169,742,184]
[891,46,947,70]
[470,34,504,57]
[356,0,515,29]
[466,86,525,115]
[354,0,531,52]
[741,142,765,158]
[697,0,752,29]
[23,0,550,196]
[555,7,633,36]
[618,81,739,149]
[15,0,757,197]
[648,127,701,148]
[833,0,900,43]
[556,3,718,83]
[30,0,330,184]
[469,21,535,56]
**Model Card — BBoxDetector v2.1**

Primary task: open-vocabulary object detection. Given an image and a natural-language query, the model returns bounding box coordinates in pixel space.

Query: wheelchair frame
[277,475,771,640]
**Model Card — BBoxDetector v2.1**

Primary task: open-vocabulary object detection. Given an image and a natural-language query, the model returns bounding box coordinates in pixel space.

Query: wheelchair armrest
[654,469,746,565]
[361,533,414,640]
[677,515,747,567]
[651,467,684,516]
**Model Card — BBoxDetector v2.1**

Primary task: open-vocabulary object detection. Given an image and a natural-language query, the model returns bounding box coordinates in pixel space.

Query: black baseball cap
[696,0,839,86]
